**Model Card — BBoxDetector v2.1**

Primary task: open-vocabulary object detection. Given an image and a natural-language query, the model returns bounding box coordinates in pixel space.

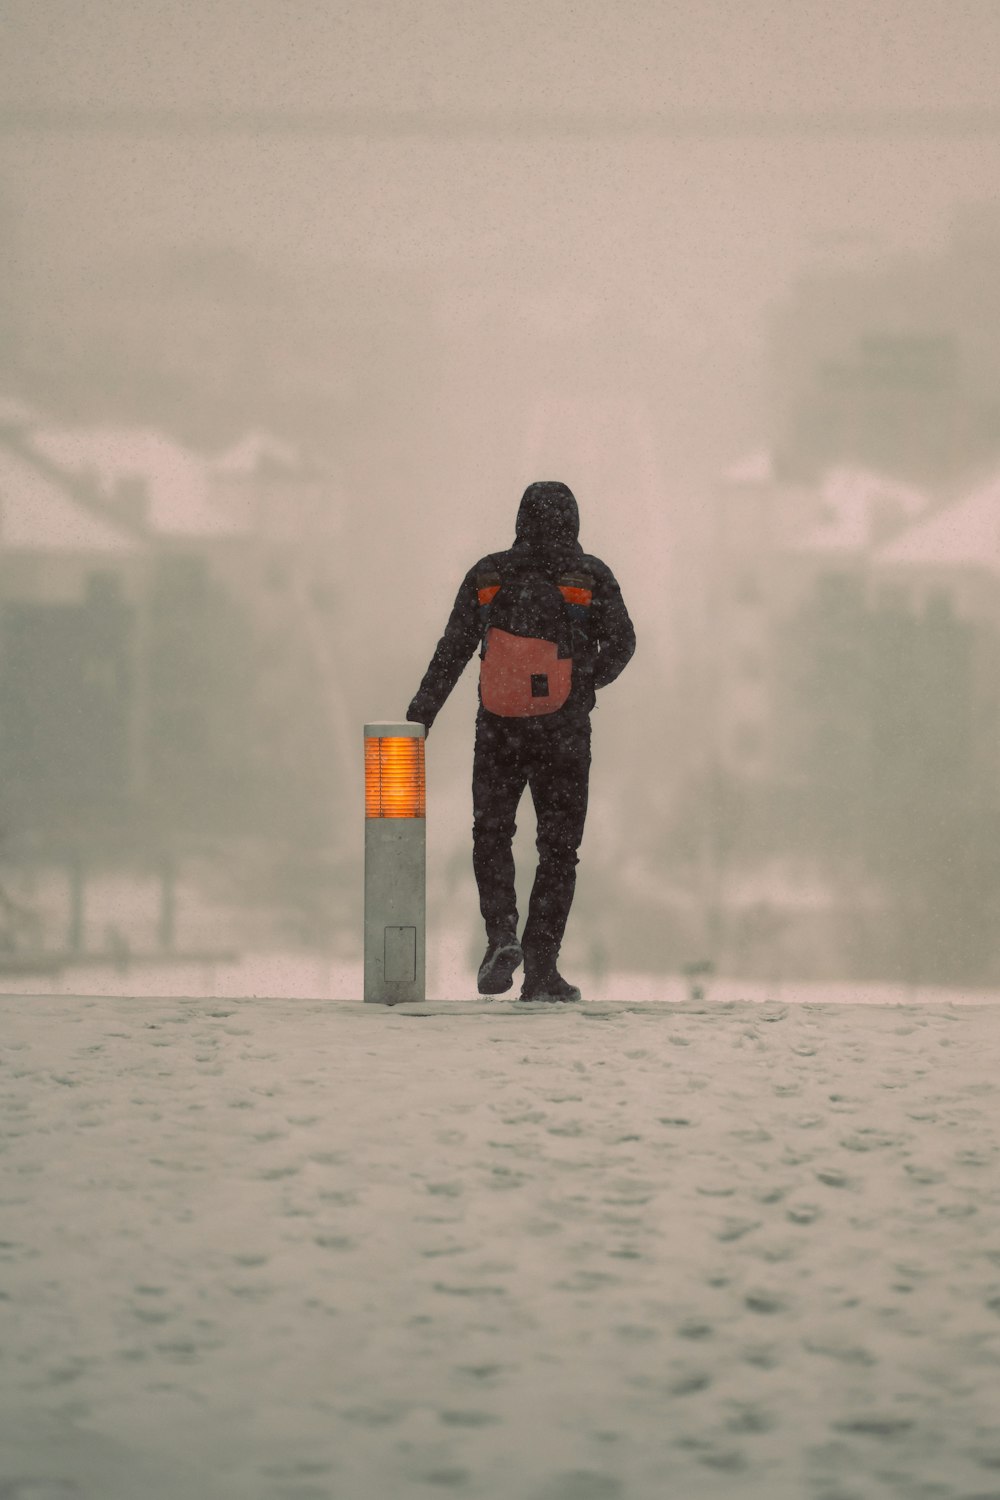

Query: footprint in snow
[413,1467,471,1489]
[830,1413,914,1438]
[743,1343,780,1369]
[668,1370,712,1396]
[697,1447,748,1472]
[530,1471,623,1500]
[786,1203,822,1225]
[677,1318,713,1340]
[726,1405,776,1433]
[903,1163,945,1185]
[815,1168,857,1190]
[745,1289,788,1315]
[454,1362,505,1381]
[438,1409,499,1427]
[803,1335,876,1366]
[716,1218,761,1242]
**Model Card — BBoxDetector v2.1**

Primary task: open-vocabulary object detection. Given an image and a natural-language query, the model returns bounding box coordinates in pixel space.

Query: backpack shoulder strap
[475,555,503,652]
[476,555,503,608]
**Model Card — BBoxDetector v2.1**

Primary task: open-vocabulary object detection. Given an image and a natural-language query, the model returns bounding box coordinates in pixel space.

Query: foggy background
[3,0,1000,993]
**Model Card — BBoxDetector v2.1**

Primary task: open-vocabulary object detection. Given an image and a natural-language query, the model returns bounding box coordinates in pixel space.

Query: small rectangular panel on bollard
[384,926,417,982]
[363,722,426,1004]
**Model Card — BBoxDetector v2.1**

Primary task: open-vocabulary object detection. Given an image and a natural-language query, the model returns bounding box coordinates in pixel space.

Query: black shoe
[519,970,582,1003]
[477,937,524,995]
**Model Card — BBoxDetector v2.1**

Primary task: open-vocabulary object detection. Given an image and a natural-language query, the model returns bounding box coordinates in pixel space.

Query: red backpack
[477,560,591,717]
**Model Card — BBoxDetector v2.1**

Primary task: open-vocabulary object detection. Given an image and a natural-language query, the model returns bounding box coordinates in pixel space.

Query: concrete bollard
[363,722,426,1005]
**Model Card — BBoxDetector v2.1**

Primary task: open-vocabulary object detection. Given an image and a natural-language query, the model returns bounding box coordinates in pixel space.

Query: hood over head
[513,480,581,564]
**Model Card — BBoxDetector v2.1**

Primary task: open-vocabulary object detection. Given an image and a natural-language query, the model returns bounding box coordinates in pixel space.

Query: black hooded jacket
[407,481,636,732]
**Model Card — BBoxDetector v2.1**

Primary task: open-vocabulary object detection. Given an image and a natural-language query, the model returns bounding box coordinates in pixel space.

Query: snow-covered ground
[2,992,999,1500]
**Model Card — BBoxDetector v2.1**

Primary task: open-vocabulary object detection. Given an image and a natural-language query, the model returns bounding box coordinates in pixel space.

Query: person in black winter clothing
[406,480,636,1001]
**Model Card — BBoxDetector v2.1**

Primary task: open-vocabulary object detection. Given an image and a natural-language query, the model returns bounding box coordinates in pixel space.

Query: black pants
[472,709,591,973]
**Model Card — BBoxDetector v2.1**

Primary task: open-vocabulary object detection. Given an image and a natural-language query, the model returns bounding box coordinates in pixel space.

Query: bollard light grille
[365,734,426,819]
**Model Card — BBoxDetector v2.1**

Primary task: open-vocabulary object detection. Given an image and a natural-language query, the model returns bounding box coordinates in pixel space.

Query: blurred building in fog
[705,453,929,787]
[693,438,1000,985]
[0,409,146,842]
[770,205,1000,487]
[675,205,1000,983]
[208,429,353,841]
[0,408,350,871]
[0,189,19,378]
[871,463,1000,824]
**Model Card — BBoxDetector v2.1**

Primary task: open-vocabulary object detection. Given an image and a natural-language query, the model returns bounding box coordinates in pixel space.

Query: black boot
[520,964,582,1003]
[477,935,524,995]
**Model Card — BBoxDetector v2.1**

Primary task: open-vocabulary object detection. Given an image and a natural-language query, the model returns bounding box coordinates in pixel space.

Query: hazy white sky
[3,0,1000,577]
[3,0,1000,115]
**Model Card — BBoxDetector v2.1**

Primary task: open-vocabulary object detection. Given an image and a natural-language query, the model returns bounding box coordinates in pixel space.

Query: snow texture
[1,994,999,1499]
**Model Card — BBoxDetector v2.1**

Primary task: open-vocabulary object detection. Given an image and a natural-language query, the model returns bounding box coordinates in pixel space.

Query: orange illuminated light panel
[365,735,426,819]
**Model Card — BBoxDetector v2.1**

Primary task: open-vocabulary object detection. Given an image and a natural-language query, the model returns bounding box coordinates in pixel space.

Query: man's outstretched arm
[406,567,481,733]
